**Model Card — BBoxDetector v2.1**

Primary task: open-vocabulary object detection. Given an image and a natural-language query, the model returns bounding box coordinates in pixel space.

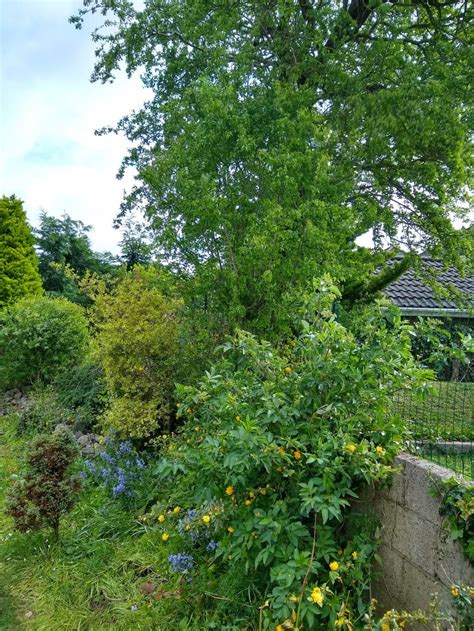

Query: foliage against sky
[73,0,473,332]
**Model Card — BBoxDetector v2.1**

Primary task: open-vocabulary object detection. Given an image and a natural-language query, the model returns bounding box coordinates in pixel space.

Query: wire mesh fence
[394,381,474,480]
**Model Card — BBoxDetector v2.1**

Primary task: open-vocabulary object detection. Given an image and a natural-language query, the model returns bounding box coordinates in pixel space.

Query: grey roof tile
[384,258,473,312]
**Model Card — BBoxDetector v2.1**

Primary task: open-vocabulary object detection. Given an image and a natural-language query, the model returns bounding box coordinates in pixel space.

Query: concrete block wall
[355,453,473,621]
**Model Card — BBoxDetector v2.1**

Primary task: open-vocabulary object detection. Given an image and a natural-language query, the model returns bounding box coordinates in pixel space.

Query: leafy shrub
[5,427,81,539]
[17,385,69,435]
[148,279,428,629]
[54,362,107,431]
[0,296,89,389]
[91,268,183,438]
[410,317,473,381]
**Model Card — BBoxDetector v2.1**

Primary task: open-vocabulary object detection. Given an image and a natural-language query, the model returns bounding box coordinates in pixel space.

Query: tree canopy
[72,0,474,334]
[0,195,43,309]
[35,212,118,302]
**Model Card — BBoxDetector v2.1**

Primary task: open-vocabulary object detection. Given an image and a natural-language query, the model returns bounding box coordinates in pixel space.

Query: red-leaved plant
[6,427,81,540]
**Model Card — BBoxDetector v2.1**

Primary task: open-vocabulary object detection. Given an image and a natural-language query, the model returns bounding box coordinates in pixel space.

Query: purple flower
[206,540,217,552]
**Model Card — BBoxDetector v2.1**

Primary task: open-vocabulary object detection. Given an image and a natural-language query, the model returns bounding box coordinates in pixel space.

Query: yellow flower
[202,514,211,524]
[345,443,357,454]
[227,526,234,533]
[399,622,406,629]
[158,514,165,523]
[381,624,390,631]
[162,532,169,542]
[235,415,241,421]
[285,366,292,374]
[451,586,460,597]
[245,499,252,506]
[278,447,285,454]
[225,486,234,496]
[309,586,324,606]
[185,524,191,531]
[276,626,284,631]
[329,561,339,571]
[351,551,358,560]
[293,450,302,460]
[249,491,256,498]
[376,446,385,455]
[173,506,181,513]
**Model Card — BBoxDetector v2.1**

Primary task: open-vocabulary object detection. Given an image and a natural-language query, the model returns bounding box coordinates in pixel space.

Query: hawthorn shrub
[0,295,89,389]
[149,280,431,629]
[91,268,183,438]
[5,427,81,539]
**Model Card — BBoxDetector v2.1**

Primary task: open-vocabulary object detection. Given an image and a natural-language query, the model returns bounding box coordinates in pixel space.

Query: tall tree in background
[72,1,473,334]
[0,195,43,309]
[119,217,153,269]
[35,212,118,302]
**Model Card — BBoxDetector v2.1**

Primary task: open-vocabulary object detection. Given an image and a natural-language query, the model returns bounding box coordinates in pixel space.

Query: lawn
[394,381,474,442]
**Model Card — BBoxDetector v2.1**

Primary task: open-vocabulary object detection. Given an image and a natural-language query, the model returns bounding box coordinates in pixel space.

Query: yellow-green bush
[92,268,183,438]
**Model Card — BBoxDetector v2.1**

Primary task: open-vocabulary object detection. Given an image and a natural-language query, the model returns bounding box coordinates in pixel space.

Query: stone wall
[355,453,473,621]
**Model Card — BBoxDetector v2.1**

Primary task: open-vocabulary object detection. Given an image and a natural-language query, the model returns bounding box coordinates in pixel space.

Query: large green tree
[35,212,119,302]
[0,195,43,309]
[72,1,473,334]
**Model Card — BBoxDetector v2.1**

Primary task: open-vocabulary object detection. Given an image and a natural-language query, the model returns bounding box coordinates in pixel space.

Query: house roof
[385,259,474,317]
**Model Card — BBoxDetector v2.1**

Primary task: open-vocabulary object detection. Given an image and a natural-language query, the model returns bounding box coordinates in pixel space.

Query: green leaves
[156,286,426,626]
[74,0,473,336]
[0,195,43,309]
[0,296,89,389]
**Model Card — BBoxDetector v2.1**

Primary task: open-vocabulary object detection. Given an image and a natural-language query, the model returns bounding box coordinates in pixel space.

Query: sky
[0,0,149,253]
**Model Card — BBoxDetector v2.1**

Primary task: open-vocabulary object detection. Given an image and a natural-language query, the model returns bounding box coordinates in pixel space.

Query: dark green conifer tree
[0,195,43,309]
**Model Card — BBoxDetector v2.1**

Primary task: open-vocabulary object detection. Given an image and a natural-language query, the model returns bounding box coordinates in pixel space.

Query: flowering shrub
[151,280,429,629]
[83,438,149,505]
[5,427,81,539]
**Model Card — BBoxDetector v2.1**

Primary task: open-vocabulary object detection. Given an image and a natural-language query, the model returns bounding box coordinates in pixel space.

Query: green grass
[394,381,474,442]
[0,415,255,630]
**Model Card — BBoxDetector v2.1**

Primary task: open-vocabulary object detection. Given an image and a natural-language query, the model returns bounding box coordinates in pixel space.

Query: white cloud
[1,0,151,253]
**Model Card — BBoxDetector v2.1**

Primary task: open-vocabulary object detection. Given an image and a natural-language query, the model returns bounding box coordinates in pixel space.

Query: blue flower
[206,540,217,552]
[118,441,133,455]
[168,553,194,574]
